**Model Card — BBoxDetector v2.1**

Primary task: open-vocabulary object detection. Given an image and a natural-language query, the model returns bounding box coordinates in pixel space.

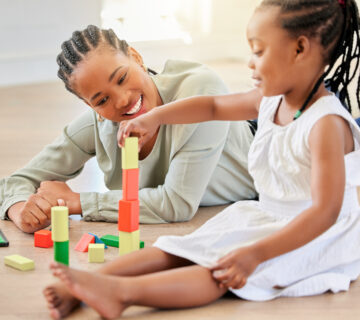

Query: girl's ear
[127,46,144,66]
[295,35,310,61]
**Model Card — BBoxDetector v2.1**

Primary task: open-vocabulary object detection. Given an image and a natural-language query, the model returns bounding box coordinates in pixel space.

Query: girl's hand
[117,111,160,150]
[211,246,262,290]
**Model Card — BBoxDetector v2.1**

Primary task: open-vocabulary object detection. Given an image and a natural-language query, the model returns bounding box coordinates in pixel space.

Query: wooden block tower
[51,206,69,265]
[119,137,140,255]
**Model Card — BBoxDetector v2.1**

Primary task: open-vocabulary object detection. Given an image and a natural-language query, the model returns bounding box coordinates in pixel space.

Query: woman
[0,25,257,233]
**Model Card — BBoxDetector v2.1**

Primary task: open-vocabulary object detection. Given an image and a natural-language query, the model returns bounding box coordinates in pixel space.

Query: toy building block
[4,254,34,271]
[75,234,95,252]
[51,206,69,242]
[119,230,140,255]
[121,137,139,169]
[100,234,119,248]
[54,241,69,266]
[0,229,9,247]
[118,200,139,232]
[88,233,108,249]
[140,240,145,249]
[88,243,105,263]
[122,168,139,200]
[34,229,53,248]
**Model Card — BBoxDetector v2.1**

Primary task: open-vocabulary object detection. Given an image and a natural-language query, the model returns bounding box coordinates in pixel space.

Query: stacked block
[51,206,69,265]
[34,229,53,248]
[88,243,105,263]
[4,254,34,271]
[119,137,140,255]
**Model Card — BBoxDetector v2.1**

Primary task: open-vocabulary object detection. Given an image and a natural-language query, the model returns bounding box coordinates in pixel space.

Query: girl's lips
[125,95,142,115]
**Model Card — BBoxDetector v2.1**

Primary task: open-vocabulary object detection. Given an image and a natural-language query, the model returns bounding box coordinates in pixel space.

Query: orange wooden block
[74,234,95,252]
[34,230,53,248]
[118,199,139,232]
[122,168,139,201]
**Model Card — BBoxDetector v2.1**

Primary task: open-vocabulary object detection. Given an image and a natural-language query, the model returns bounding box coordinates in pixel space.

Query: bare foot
[43,282,80,319]
[50,262,129,319]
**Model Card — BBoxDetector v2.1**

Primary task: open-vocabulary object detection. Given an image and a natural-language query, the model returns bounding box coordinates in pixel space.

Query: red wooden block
[34,230,53,248]
[118,199,139,232]
[74,234,95,252]
[122,168,139,201]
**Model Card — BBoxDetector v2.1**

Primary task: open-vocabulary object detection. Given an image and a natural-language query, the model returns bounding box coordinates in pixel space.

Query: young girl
[46,0,360,318]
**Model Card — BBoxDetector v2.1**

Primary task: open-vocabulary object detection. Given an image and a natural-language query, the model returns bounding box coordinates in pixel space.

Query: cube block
[34,229,53,248]
[119,230,140,256]
[118,200,139,232]
[4,254,34,271]
[100,234,119,248]
[121,137,138,169]
[88,243,105,263]
[74,234,95,252]
[51,206,69,242]
[122,168,139,201]
[54,241,69,266]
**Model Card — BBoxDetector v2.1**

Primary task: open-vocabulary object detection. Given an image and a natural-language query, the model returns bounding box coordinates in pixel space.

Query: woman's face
[71,46,163,122]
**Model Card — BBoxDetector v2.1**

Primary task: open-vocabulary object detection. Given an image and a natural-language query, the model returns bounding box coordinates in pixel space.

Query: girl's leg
[51,262,227,319]
[44,247,192,319]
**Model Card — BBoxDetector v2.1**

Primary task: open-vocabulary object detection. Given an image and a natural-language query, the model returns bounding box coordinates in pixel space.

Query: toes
[49,308,61,320]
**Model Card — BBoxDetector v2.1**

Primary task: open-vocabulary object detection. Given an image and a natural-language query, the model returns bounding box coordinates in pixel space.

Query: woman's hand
[36,181,81,215]
[117,111,160,150]
[211,246,262,290]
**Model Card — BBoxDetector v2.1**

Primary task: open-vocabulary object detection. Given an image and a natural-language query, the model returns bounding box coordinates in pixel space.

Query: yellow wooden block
[4,254,35,271]
[121,137,138,169]
[119,230,139,255]
[51,206,69,242]
[88,244,105,263]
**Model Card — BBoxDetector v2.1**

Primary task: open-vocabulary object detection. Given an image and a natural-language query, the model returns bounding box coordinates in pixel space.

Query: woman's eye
[117,72,127,85]
[97,96,108,106]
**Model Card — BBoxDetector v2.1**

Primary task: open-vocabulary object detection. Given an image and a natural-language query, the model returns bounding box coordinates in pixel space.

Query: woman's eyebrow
[109,66,123,82]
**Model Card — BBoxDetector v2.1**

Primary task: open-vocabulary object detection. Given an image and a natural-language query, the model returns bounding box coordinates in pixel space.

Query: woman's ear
[127,47,144,67]
[295,35,310,61]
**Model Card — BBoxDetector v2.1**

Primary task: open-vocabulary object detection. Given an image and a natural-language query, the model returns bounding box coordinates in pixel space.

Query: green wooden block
[54,241,69,266]
[140,241,145,249]
[100,235,119,248]
[4,254,34,271]
[0,229,9,247]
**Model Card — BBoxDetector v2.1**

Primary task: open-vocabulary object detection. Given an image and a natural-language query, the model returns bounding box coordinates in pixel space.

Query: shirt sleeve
[0,111,96,219]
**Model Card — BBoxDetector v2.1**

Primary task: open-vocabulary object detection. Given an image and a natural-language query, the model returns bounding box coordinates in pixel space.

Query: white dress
[153,95,360,301]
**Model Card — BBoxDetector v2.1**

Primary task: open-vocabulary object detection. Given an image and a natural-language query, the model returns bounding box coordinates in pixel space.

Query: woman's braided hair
[261,0,360,117]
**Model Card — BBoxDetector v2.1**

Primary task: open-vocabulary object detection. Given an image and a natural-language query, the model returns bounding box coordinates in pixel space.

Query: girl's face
[71,46,163,122]
[246,7,300,97]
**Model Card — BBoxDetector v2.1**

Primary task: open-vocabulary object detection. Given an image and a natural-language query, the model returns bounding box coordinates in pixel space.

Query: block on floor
[34,229,53,248]
[88,233,108,248]
[100,234,119,248]
[119,230,140,256]
[4,254,34,271]
[88,243,105,263]
[74,234,95,252]
[0,229,9,247]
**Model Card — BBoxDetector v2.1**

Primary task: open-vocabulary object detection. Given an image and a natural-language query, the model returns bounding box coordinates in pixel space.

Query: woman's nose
[114,91,130,110]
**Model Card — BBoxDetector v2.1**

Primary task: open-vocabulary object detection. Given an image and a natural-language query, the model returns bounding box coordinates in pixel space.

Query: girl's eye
[253,50,263,56]
[96,96,108,106]
[117,72,127,85]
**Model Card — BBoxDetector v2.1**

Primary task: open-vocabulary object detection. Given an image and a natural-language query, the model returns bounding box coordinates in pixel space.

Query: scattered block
[54,241,69,266]
[0,229,9,247]
[122,168,139,200]
[119,230,140,256]
[34,230,53,248]
[118,200,139,232]
[88,233,108,249]
[51,206,69,242]
[75,234,95,252]
[100,234,119,248]
[121,137,138,169]
[140,240,145,249]
[4,254,34,271]
[88,243,105,263]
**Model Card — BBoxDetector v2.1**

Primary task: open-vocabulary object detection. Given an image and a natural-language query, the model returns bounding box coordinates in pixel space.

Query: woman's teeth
[126,96,142,115]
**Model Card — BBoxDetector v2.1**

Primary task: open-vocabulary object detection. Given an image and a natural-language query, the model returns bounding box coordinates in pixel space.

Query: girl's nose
[248,57,255,70]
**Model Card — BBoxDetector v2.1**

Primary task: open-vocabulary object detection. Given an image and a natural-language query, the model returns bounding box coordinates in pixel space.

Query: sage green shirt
[0,60,256,223]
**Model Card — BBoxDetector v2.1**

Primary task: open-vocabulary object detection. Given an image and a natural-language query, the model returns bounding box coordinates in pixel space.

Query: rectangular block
[121,137,138,169]
[118,200,139,232]
[0,229,9,247]
[74,234,95,252]
[122,168,139,201]
[4,254,34,271]
[54,241,69,266]
[100,234,119,248]
[34,229,53,248]
[119,230,140,256]
[51,206,69,242]
[88,244,105,263]
[88,233,108,249]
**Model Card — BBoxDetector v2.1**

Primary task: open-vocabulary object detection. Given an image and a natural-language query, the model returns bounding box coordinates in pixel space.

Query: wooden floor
[0,60,360,319]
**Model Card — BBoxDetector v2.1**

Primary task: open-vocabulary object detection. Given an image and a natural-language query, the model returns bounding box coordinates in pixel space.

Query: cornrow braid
[56,25,130,95]
[261,0,360,119]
